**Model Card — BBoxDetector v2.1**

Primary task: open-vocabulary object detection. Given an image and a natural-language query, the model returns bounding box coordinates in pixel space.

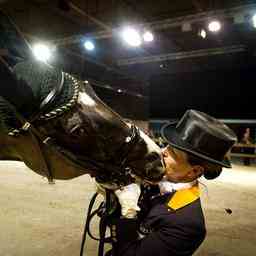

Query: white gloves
[115,183,141,218]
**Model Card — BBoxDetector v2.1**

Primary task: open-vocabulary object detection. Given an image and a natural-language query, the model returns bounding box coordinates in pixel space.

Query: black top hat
[161,110,237,168]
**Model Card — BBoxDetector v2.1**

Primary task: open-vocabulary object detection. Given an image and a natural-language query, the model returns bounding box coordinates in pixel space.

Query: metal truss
[117,45,246,66]
[50,3,256,46]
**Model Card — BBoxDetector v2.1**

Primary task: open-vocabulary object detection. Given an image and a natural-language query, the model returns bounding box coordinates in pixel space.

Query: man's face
[162,145,195,183]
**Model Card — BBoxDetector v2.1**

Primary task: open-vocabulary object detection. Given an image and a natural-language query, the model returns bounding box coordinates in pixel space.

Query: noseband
[94,124,141,186]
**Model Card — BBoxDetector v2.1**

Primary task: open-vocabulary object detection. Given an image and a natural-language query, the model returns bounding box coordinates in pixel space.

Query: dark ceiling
[1,0,256,120]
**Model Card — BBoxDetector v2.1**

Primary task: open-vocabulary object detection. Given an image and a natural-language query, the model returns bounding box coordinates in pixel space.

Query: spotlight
[117,89,122,93]
[143,31,154,42]
[121,27,142,47]
[32,43,51,62]
[199,29,207,39]
[84,40,95,51]
[208,20,221,32]
[252,14,256,28]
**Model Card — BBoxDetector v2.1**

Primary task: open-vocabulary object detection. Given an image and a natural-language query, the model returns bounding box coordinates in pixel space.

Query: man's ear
[189,165,204,179]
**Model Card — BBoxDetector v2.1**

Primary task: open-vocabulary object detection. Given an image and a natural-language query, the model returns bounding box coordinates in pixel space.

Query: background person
[241,128,254,166]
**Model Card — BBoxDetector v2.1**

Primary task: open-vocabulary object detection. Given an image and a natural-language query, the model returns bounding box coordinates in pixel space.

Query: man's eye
[167,147,174,154]
[169,147,177,158]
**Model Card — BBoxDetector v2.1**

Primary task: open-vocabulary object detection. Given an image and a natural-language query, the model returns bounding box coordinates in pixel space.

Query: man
[108,110,237,256]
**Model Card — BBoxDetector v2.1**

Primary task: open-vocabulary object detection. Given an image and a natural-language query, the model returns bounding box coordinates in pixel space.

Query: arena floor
[0,161,255,256]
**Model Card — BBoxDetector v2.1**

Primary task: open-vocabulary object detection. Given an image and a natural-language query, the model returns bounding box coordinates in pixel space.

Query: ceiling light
[208,20,221,32]
[84,40,95,51]
[122,27,142,47]
[199,29,207,38]
[117,89,122,93]
[143,31,154,42]
[32,43,51,62]
[252,14,256,28]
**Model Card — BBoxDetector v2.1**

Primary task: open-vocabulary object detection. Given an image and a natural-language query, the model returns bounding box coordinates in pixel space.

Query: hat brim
[161,123,231,168]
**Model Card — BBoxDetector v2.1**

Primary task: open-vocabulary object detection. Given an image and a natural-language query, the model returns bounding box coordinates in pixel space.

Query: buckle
[21,122,31,131]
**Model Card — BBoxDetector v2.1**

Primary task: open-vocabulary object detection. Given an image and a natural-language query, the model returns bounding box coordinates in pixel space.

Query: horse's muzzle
[145,156,165,182]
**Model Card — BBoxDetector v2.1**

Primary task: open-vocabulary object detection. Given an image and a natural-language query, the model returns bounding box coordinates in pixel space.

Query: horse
[0,59,165,188]
[0,12,165,189]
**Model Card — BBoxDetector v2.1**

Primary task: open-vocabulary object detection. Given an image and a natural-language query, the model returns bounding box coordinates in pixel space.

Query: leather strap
[115,124,141,166]
[12,112,54,183]
[30,71,65,122]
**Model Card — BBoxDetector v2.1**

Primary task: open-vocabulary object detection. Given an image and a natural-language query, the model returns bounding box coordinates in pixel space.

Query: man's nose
[162,147,168,157]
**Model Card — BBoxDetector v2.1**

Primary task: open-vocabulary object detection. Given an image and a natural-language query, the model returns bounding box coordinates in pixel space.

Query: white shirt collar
[158,179,198,194]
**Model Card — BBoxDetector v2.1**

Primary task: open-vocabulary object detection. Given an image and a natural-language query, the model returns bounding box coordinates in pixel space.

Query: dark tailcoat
[110,185,206,256]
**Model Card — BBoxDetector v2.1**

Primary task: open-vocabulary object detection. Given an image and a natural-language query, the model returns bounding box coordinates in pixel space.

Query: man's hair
[186,153,222,180]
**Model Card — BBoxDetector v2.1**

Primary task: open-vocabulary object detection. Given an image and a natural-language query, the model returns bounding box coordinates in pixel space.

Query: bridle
[29,71,65,122]
[94,124,142,186]
[5,70,142,186]
[6,72,81,183]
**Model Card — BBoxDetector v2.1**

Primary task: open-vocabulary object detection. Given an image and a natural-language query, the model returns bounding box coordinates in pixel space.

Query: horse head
[0,59,165,187]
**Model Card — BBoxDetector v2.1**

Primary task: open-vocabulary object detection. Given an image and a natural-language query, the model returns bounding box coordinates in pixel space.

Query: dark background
[1,0,256,121]
[150,61,256,120]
